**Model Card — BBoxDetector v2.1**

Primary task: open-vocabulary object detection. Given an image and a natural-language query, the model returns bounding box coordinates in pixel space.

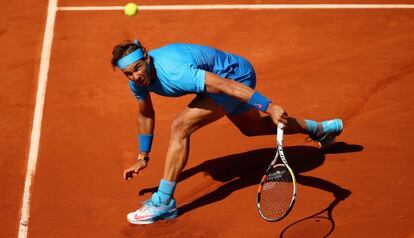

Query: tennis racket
[257,122,297,222]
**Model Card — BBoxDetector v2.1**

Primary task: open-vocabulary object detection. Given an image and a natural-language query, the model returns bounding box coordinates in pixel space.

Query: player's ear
[144,53,151,64]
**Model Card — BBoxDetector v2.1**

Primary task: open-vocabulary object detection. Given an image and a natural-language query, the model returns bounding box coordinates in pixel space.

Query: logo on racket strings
[263,170,289,191]
[268,170,286,181]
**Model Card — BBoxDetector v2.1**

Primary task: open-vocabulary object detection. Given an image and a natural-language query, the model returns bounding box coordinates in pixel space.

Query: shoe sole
[127,211,178,225]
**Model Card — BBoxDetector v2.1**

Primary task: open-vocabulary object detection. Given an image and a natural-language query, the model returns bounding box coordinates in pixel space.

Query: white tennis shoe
[127,193,178,224]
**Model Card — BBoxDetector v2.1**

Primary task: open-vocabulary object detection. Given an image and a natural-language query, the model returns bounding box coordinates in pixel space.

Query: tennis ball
[124,3,138,16]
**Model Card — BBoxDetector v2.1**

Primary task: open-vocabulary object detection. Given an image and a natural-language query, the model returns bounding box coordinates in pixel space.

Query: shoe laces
[141,193,164,208]
[306,123,326,142]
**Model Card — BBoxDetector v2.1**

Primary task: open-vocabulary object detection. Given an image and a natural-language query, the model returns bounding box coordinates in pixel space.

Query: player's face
[123,59,151,86]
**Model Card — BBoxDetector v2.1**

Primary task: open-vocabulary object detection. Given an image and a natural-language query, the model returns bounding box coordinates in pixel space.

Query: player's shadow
[138,142,363,216]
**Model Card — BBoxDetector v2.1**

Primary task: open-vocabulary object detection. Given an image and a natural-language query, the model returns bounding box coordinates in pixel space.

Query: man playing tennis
[111,40,343,224]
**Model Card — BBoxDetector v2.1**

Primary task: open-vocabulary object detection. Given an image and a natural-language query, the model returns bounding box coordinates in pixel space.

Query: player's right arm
[204,72,288,126]
[124,93,155,180]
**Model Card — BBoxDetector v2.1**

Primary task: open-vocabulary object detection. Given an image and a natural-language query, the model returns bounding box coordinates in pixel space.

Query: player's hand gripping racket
[257,123,297,221]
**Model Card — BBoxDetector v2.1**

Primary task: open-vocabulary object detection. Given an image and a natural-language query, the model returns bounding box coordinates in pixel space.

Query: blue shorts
[207,69,256,116]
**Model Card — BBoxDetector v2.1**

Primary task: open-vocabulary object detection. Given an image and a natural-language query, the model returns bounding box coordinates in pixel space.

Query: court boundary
[18,0,57,237]
[58,4,414,11]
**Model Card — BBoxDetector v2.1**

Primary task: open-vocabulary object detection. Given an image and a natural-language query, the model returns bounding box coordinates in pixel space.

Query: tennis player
[111,39,343,224]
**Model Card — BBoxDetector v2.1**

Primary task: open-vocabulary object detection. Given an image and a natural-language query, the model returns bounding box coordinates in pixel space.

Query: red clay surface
[1,1,414,237]
[0,0,48,237]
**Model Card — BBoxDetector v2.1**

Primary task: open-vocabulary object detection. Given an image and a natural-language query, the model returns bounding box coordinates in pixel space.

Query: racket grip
[277,122,284,143]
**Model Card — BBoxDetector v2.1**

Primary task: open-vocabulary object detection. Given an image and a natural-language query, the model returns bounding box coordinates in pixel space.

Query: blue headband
[116,48,145,70]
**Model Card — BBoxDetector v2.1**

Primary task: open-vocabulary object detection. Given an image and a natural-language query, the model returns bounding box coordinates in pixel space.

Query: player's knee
[170,117,191,139]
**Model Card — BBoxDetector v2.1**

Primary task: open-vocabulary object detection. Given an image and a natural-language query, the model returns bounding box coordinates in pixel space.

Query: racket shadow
[138,143,362,217]
[279,185,351,238]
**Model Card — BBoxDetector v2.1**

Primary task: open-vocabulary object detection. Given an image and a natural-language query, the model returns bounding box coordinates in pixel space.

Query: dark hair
[111,40,147,70]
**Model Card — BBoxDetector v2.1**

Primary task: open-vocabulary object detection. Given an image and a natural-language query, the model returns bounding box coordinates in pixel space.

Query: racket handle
[277,122,284,143]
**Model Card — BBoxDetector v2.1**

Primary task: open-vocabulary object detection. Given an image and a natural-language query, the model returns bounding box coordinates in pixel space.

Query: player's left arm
[204,71,288,125]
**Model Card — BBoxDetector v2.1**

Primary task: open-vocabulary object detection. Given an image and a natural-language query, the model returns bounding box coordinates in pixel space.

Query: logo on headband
[116,48,145,70]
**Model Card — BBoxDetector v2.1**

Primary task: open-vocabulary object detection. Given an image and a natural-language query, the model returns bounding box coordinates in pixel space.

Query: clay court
[1,0,413,237]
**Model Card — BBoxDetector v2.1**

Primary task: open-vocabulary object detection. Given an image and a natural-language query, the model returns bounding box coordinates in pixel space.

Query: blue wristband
[247,91,271,112]
[139,134,153,153]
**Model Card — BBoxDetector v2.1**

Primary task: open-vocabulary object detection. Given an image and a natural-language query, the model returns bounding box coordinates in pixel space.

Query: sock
[156,179,176,204]
[305,120,318,137]
[305,119,324,138]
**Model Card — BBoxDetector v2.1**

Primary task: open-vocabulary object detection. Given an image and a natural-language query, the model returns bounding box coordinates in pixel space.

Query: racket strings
[260,165,294,219]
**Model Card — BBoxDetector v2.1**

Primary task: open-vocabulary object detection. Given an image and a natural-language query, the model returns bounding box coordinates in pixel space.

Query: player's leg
[227,107,307,136]
[227,106,343,148]
[163,95,226,182]
[127,95,225,224]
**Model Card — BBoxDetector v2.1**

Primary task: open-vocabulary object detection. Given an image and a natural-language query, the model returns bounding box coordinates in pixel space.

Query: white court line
[58,4,414,11]
[18,0,58,237]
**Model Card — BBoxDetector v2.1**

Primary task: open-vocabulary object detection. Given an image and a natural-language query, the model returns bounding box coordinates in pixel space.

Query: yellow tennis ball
[124,3,138,16]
